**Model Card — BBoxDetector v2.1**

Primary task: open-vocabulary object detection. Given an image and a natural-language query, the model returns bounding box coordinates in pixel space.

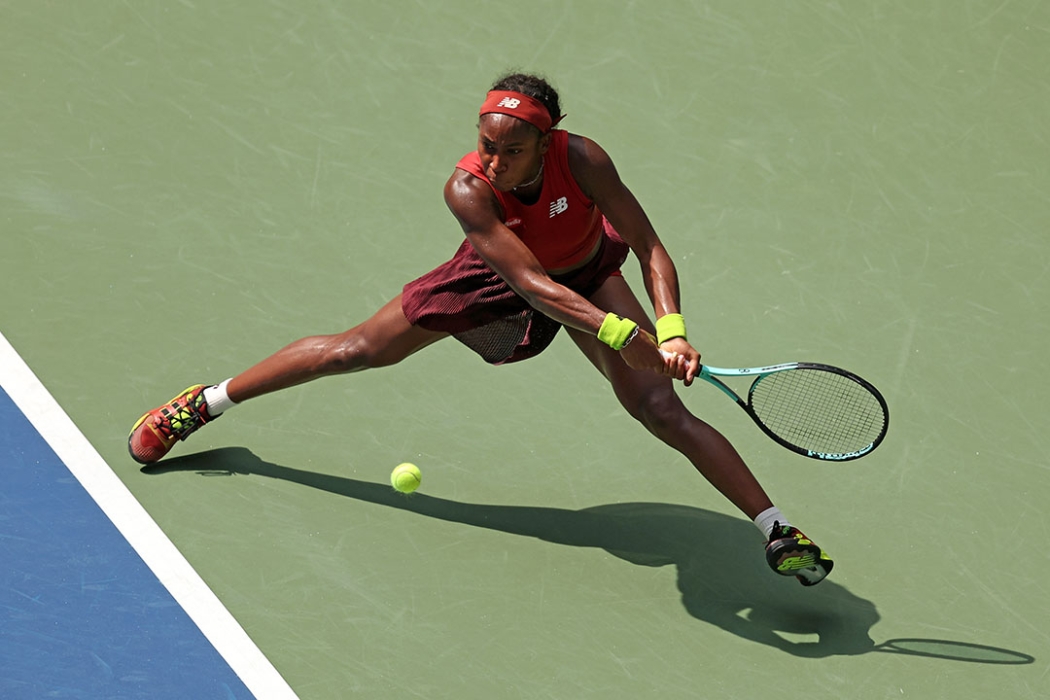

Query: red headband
[479,90,562,133]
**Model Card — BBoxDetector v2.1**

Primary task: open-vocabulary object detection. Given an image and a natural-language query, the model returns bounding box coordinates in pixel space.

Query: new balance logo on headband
[497,97,521,109]
[549,197,568,218]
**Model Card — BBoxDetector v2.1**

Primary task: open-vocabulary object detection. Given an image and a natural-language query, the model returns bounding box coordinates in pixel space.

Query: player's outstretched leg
[569,275,834,585]
[128,294,445,464]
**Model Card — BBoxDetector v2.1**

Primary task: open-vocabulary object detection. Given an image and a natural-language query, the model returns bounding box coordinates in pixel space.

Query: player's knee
[319,333,373,373]
[626,387,686,437]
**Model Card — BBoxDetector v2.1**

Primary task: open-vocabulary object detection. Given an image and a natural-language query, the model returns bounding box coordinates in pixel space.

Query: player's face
[476,114,550,191]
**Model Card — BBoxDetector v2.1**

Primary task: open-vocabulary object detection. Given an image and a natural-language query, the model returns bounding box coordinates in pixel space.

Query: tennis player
[129,73,833,586]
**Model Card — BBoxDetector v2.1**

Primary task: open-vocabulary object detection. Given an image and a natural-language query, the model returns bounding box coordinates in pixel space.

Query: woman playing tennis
[129,73,833,586]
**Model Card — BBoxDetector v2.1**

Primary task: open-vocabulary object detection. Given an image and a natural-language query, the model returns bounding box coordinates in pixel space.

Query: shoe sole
[767,539,834,586]
[776,552,819,572]
[768,539,822,570]
[795,561,833,587]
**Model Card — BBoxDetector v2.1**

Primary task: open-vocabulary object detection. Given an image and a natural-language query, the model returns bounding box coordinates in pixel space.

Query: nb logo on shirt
[497,97,521,109]
[549,197,568,218]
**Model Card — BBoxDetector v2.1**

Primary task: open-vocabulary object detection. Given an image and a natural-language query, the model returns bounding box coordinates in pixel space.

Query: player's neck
[510,161,544,204]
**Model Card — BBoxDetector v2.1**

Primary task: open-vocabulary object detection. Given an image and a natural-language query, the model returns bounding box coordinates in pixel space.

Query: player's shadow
[145,448,1033,664]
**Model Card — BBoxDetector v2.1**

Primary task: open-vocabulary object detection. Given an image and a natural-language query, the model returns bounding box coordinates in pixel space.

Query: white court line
[0,330,298,700]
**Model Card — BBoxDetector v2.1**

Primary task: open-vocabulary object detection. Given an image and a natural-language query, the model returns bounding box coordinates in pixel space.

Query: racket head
[744,363,889,461]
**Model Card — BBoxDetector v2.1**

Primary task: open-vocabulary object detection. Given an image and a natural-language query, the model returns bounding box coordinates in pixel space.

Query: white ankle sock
[754,506,789,538]
[202,379,236,416]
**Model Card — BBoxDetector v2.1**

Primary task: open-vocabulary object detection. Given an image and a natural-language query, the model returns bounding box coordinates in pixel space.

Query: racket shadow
[144,448,1031,664]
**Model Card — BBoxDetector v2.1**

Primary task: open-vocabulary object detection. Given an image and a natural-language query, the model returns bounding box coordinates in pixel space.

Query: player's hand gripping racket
[673,356,889,461]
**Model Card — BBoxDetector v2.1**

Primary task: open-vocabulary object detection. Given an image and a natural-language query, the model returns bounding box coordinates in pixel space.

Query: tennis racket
[681,359,889,461]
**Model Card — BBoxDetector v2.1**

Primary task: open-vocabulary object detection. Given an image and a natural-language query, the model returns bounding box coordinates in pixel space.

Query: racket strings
[749,369,885,454]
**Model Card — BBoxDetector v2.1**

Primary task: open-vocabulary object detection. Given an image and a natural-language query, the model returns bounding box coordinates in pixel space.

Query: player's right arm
[443,170,609,337]
[443,171,668,374]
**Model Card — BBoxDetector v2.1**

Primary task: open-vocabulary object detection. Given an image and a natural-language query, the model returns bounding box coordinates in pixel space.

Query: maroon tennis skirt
[402,220,630,364]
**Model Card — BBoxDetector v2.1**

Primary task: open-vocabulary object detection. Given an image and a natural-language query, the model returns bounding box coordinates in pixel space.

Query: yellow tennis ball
[391,462,421,493]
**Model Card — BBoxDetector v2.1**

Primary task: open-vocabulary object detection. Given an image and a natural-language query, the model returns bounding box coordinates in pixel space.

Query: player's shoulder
[566,132,617,194]
[445,164,492,197]
[566,132,615,169]
[444,165,502,225]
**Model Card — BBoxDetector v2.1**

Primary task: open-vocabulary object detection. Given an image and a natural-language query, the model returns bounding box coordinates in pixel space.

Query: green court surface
[3,1,1049,698]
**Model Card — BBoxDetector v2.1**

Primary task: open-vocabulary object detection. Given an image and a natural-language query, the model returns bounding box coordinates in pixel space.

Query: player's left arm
[568,133,698,382]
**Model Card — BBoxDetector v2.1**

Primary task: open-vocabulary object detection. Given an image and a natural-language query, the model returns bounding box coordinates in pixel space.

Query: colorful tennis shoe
[128,385,217,464]
[765,522,834,586]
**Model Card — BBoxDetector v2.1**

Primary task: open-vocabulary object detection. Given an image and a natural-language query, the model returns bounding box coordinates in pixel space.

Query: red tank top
[455,130,603,270]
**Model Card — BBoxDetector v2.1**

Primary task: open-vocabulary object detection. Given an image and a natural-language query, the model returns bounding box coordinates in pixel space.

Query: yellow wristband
[597,313,639,351]
[656,313,687,345]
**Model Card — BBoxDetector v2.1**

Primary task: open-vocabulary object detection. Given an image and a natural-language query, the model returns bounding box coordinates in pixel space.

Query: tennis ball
[391,462,421,493]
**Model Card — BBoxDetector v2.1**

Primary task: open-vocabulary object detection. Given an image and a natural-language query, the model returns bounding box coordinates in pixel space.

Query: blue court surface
[0,336,296,699]
[0,386,253,699]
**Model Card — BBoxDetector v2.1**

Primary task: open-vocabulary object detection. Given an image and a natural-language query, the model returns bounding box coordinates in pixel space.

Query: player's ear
[538,131,553,154]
